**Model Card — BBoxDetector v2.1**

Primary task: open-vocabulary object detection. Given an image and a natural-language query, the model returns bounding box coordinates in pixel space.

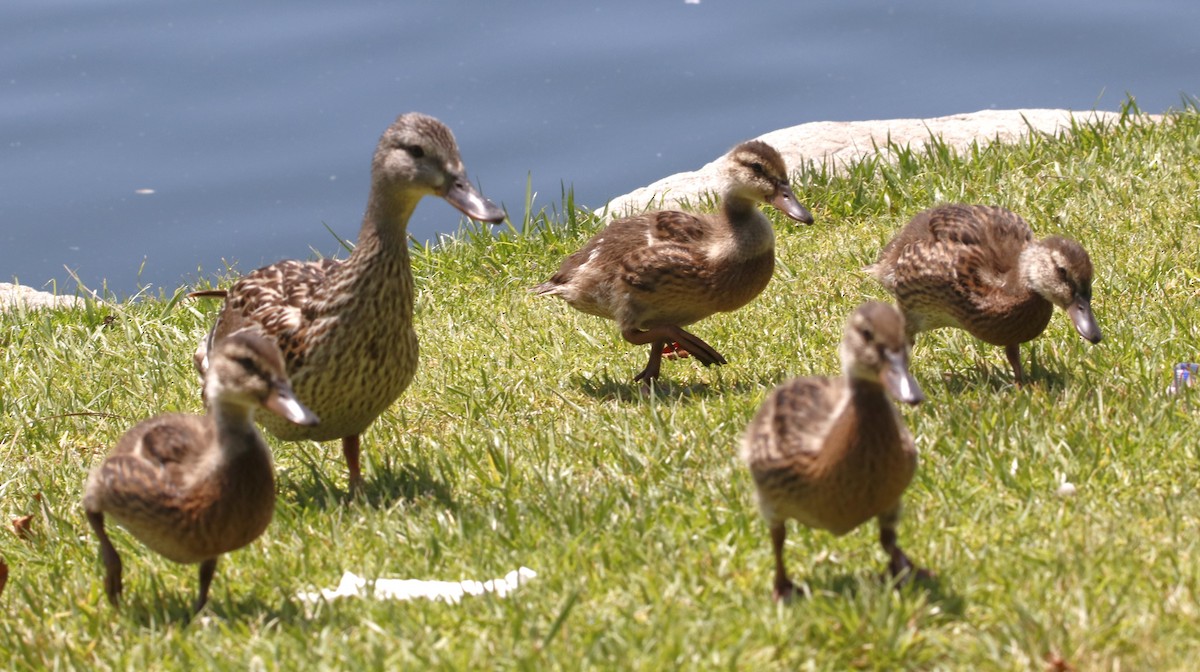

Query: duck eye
[234,356,257,373]
[859,327,874,343]
[750,162,765,176]
[1056,266,1070,282]
[401,144,425,159]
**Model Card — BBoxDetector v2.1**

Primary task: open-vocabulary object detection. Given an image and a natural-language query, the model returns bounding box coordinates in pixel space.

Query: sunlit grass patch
[2,102,1199,670]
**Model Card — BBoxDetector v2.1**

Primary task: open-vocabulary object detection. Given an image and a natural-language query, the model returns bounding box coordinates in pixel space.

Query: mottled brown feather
[82,332,316,610]
[869,204,1100,382]
[191,113,502,486]
[533,140,813,381]
[741,302,925,598]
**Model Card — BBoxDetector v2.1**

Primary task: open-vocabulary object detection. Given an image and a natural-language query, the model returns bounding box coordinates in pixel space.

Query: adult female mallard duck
[191,113,504,491]
[532,140,814,384]
[869,203,1102,385]
[741,301,926,601]
[83,332,318,613]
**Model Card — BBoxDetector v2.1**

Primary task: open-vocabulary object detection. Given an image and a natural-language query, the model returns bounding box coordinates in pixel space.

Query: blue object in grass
[1169,363,1198,394]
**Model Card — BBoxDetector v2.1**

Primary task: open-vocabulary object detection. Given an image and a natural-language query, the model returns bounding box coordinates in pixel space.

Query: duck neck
[322,183,419,317]
[721,193,775,256]
[815,377,900,468]
[210,400,262,454]
[357,184,421,250]
[974,249,1055,340]
[207,401,275,502]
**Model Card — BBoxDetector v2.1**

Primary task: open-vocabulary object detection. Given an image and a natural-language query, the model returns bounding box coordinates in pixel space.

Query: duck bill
[1066,298,1102,344]
[265,384,320,426]
[881,352,924,406]
[771,184,814,225]
[445,178,506,223]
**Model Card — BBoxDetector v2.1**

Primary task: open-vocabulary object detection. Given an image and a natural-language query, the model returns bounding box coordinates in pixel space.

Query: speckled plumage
[192,113,504,490]
[869,203,1102,384]
[533,140,814,383]
[741,302,926,600]
[83,332,318,613]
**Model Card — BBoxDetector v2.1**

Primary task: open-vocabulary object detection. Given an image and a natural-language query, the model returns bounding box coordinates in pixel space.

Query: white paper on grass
[296,567,537,604]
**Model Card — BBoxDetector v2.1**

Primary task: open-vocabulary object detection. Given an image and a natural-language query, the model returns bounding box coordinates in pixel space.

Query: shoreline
[3,108,1157,311]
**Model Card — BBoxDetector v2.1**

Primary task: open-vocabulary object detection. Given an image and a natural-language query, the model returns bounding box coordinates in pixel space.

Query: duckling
[741,301,926,601]
[191,113,504,491]
[532,140,814,383]
[83,332,319,613]
[869,203,1102,385]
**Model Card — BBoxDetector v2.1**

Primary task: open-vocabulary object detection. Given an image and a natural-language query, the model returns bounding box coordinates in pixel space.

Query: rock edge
[0,282,91,312]
[603,108,1152,217]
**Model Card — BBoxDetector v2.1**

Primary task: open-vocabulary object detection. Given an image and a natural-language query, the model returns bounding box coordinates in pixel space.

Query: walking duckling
[83,332,318,613]
[869,203,1102,385]
[191,113,504,491]
[533,139,814,384]
[741,301,926,600]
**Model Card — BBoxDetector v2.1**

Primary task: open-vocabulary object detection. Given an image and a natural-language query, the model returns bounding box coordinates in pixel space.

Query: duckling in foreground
[869,203,1102,385]
[191,113,504,491]
[83,332,318,613]
[741,301,926,601]
[533,140,814,384]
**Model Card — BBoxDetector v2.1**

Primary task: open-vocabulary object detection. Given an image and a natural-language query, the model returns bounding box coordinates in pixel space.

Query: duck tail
[529,282,560,296]
[187,289,228,300]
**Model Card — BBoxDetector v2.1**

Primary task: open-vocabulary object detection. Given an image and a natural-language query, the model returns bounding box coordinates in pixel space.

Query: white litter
[296,567,537,604]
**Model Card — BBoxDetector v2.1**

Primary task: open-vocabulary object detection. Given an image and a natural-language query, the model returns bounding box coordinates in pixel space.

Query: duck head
[840,301,925,405]
[1021,235,1102,344]
[723,140,814,225]
[373,112,506,224]
[206,332,320,427]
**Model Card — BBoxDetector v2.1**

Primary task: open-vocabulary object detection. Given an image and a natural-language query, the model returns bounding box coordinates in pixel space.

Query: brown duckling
[533,140,814,383]
[191,113,504,491]
[741,301,926,601]
[869,203,1102,385]
[83,332,319,613]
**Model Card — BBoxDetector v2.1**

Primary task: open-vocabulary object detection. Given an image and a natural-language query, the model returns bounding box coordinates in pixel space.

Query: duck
[83,332,319,613]
[532,140,814,384]
[741,301,926,601]
[190,113,505,491]
[868,203,1102,385]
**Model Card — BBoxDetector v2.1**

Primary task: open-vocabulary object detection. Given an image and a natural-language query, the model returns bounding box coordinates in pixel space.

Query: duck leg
[634,340,668,383]
[86,510,123,606]
[343,435,364,493]
[770,522,796,601]
[878,508,929,585]
[622,325,727,382]
[1004,343,1026,386]
[194,557,218,613]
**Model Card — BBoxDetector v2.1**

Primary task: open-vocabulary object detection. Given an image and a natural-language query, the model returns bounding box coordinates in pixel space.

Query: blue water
[2,1,1197,297]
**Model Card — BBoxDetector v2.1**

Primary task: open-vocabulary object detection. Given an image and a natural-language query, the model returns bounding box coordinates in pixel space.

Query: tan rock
[0,282,90,311]
[603,109,1149,217]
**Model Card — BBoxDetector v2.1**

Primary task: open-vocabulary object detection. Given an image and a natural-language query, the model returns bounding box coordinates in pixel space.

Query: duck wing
[88,415,212,506]
[207,258,340,369]
[878,205,1032,297]
[617,210,714,291]
[742,376,842,473]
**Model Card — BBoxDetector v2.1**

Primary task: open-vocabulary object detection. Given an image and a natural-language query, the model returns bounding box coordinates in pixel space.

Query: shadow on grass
[926,360,1068,397]
[112,592,198,626]
[571,369,780,404]
[814,569,966,618]
[115,589,314,627]
[279,447,457,512]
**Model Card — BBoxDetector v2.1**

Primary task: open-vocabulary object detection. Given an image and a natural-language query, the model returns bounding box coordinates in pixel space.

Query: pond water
[2,0,1197,297]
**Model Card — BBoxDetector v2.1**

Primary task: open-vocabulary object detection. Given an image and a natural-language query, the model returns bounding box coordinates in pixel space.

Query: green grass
[3,101,1200,670]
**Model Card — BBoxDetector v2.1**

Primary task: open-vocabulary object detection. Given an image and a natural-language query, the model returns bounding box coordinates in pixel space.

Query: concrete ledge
[603,108,1149,217]
[0,283,90,311]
